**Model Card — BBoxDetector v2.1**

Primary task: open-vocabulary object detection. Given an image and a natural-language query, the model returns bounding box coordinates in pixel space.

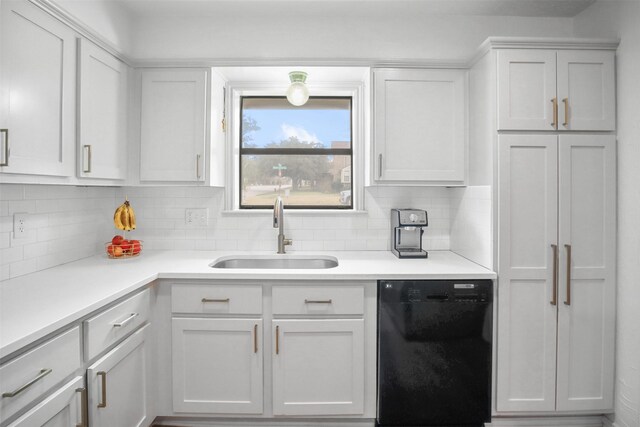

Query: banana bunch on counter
[114,199,136,231]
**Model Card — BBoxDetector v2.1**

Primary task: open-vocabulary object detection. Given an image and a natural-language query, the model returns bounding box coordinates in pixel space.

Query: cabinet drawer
[172,284,262,314]
[273,285,364,315]
[0,327,81,424]
[84,289,150,361]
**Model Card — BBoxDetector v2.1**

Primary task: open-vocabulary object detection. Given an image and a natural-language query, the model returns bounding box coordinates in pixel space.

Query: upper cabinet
[0,0,76,177]
[139,69,208,183]
[373,68,467,185]
[78,39,129,180]
[498,49,615,131]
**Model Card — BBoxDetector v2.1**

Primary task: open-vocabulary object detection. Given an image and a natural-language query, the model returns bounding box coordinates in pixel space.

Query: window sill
[221,209,368,216]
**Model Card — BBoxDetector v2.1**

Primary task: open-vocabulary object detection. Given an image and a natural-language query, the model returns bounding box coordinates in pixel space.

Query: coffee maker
[390,208,428,258]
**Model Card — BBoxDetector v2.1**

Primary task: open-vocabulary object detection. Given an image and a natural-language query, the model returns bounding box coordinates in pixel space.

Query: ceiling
[115,0,597,19]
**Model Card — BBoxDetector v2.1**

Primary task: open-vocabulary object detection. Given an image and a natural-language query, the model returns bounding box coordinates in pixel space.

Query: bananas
[114,199,136,231]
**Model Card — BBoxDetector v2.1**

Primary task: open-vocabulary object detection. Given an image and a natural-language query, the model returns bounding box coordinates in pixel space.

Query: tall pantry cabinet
[469,38,618,420]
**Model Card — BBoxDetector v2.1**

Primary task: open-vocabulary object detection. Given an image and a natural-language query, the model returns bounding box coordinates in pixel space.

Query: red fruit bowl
[105,240,143,259]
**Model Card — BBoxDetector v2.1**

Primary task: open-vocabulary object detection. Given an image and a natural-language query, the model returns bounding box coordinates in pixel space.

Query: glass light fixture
[286,71,309,106]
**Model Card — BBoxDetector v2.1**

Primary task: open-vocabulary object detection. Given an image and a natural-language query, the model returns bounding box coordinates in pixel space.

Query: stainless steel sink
[210,255,339,269]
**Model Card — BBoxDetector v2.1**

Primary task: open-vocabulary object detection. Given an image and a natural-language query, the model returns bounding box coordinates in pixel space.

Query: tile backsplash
[0,184,117,281]
[450,185,493,269]
[1,183,452,281]
[114,186,451,252]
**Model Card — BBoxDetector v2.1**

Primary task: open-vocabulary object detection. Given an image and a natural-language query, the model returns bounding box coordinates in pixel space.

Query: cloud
[280,123,322,145]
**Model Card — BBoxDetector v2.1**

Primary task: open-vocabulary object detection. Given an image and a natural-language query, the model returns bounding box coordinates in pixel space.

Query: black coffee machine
[390,209,428,258]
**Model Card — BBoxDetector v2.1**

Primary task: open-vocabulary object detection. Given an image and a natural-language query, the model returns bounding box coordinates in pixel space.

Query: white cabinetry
[496,134,615,412]
[171,284,263,414]
[87,324,150,427]
[0,327,81,424]
[271,284,366,416]
[373,68,467,184]
[0,0,76,176]
[272,319,364,415]
[77,38,129,180]
[168,282,371,419]
[139,69,208,182]
[172,318,263,414]
[498,49,615,131]
[7,377,85,427]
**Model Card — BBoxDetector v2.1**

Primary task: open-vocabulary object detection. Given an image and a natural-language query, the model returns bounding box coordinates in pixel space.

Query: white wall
[130,5,574,60]
[574,2,640,427]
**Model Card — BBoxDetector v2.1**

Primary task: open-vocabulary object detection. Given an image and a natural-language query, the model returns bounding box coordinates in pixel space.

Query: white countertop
[0,250,495,360]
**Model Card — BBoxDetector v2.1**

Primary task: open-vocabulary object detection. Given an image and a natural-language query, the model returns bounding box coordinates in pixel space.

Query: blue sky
[242,108,351,148]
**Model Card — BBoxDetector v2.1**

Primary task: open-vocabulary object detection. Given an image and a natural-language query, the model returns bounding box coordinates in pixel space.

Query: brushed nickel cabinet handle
[201,298,230,303]
[0,129,8,166]
[275,325,280,355]
[551,98,558,129]
[378,154,383,178]
[254,324,258,354]
[564,244,572,306]
[551,244,558,306]
[112,312,138,328]
[97,371,107,408]
[76,387,88,427]
[2,368,52,398]
[83,145,92,173]
[196,154,201,179]
[562,98,569,127]
[304,299,333,304]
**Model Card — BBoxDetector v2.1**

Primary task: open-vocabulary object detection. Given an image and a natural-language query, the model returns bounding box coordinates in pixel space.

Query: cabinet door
[497,50,557,131]
[140,69,207,182]
[557,51,615,131]
[172,318,263,414]
[272,319,364,415]
[0,0,75,176]
[556,135,616,411]
[373,68,466,183]
[496,134,558,412]
[78,38,128,180]
[87,325,150,427]
[7,377,84,427]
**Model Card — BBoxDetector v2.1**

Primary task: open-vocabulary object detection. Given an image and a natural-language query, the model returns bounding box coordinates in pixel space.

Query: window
[239,96,353,209]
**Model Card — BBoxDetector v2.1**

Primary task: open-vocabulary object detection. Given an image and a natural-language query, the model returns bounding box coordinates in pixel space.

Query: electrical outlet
[185,208,208,228]
[13,213,28,238]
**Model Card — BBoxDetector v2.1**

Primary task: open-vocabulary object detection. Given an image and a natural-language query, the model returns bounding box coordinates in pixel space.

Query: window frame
[225,81,366,212]
[239,95,354,210]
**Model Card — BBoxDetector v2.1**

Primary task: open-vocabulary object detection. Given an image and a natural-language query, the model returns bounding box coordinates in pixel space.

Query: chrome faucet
[273,196,292,254]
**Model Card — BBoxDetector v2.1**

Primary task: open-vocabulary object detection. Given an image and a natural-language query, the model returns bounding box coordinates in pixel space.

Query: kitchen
[0,1,638,427]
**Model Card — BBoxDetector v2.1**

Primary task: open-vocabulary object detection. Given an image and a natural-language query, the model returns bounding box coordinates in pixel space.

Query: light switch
[185,208,208,227]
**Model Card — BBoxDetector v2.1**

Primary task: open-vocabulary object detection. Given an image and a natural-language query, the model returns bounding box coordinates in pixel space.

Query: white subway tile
[8,200,37,215]
[0,232,10,249]
[0,185,24,201]
[10,258,38,278]
[0,246,23,265]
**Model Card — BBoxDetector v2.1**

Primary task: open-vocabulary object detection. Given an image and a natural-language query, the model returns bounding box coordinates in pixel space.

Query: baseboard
[152,417,375,427]
[487,415,605,427]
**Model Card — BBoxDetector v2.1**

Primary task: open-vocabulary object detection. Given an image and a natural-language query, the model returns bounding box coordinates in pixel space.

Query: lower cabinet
[87,324,150,427]
[272,319,365,416]
[171,318,263,414]
[169,282,371,420]
[7,377,86,427]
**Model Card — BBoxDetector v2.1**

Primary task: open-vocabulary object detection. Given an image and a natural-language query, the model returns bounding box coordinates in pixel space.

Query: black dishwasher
[377,280,493,427]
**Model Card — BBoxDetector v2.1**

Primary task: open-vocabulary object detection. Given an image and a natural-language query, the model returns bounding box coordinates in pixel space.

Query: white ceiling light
[286,71,309,106]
